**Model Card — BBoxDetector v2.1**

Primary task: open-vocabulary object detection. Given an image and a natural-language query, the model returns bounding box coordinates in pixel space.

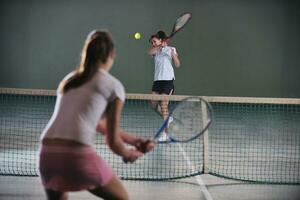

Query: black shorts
[152,80,174,95]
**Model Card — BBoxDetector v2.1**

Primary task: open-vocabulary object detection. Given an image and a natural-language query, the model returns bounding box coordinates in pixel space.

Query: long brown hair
[60,30,114,93]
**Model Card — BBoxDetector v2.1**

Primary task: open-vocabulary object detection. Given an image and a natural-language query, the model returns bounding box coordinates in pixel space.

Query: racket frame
[153,96,213,144]
[168,12,192,40]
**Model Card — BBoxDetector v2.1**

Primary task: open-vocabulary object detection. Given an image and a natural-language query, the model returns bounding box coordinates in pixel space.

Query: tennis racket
[166,12,192,44]
[151,96,213,144]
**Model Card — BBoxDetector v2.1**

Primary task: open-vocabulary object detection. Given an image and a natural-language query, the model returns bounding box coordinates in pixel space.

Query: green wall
[1,0,299,97]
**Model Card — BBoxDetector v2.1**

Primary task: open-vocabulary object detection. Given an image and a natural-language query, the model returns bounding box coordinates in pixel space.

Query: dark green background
[1,0,299,97]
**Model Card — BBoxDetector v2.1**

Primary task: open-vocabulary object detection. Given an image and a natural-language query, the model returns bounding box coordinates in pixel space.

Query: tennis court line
[176,143,213,200]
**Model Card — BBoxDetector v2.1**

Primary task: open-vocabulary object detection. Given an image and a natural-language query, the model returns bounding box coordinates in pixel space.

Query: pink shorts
[38,144,114,191]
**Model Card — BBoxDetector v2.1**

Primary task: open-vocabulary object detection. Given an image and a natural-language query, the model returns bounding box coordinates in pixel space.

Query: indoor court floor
[1,174,299,200]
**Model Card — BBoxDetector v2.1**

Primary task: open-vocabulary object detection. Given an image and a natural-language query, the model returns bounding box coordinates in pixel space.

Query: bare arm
[171,48,180,68]
[97,117,138,145]
[97,103,154,154]
[105,99,128,156]
[105,98,143,162]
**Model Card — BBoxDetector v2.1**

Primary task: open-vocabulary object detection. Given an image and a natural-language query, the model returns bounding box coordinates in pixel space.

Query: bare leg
[151,90,173,136]
[45,189,68,200]
[160,99,169,121]
[160,89,173,119]
[160,89,173,134]
[150,91,162,116]
[88,175,129,200]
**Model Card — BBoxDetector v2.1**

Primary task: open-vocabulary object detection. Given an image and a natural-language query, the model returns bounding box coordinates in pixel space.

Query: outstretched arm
[103,98,143,163]
[97,111,154,153]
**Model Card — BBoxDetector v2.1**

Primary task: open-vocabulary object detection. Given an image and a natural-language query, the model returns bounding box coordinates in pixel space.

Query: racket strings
[174,13,192,31]
[169,98,211,141]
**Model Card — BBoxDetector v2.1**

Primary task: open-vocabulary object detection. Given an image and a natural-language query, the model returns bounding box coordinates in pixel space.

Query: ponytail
[60,30,114,93]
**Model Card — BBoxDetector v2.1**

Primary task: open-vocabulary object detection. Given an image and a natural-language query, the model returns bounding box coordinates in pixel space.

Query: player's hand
[122,149,143,163]
[135,138,154,153]
[165,37,171,45]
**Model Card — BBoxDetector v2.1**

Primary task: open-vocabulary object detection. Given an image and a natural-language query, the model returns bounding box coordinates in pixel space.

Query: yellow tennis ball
[134,32,141,39]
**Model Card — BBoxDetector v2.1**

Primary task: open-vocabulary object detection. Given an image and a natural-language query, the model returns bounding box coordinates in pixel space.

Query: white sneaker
[158,132,169,142]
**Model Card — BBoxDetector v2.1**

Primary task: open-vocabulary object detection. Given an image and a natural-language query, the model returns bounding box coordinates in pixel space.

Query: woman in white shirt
[148,30,180,140]
[39,30,153,200]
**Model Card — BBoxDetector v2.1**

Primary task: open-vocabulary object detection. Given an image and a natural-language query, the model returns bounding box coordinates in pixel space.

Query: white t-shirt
[153,46,177,81]
[40,69,125,146]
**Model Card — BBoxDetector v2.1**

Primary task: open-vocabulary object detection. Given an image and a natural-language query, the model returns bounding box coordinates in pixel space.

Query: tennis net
[0,88,299,184]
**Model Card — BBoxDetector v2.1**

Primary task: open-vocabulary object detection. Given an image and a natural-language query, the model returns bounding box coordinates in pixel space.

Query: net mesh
[209,102,300,184]
[0,88,299,184]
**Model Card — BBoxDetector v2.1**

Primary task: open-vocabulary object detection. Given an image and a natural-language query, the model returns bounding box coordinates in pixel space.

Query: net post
[201,98,210,174]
